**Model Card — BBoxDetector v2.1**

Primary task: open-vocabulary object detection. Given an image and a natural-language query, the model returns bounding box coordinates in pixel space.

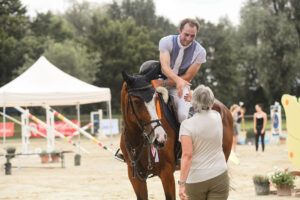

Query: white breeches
[168,85,191,123]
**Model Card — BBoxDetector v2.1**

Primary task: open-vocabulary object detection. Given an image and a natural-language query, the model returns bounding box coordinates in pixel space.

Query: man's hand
[176,77,191,98]
[179,185,189,200]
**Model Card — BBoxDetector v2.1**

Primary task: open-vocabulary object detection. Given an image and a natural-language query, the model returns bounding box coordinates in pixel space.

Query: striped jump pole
[43,105,115,155]
[14,106,90,154]
[0,111,47,138]
[68,122,92,140]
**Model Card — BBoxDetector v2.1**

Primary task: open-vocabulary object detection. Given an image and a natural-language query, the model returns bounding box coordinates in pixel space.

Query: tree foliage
[87,17,157,111]
[1,0,300,114]
[238,0,300,111]
[0,0,28,86]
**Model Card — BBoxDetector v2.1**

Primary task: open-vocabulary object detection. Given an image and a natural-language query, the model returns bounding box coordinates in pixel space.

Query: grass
[242,115,286,131]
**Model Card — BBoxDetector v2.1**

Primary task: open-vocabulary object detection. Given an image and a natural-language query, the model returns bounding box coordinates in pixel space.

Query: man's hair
[179,18,200,32]
[191,85,214,113]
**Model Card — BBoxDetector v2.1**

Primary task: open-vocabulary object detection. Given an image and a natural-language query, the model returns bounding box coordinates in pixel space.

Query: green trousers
[185,170,229,200]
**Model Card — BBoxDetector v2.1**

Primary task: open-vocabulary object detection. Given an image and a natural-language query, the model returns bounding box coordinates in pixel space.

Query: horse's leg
[127,166,149,200]
[159,163,176,200]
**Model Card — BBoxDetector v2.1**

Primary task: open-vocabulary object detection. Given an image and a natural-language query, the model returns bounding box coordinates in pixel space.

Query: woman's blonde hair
[230,104,239,112]
[191,85,214,113]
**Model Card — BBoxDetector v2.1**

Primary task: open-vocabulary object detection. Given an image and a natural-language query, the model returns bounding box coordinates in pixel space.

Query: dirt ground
[1,134,300,200]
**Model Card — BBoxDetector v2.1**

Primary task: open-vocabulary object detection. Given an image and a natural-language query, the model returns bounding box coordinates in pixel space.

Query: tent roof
[0,56,111,107]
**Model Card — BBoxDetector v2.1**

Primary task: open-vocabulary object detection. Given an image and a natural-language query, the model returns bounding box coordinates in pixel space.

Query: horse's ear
[122,71,134,85]
[145,64,160,81]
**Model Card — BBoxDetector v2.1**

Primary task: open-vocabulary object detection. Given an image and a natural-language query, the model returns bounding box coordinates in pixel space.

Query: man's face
[179,24,197,46]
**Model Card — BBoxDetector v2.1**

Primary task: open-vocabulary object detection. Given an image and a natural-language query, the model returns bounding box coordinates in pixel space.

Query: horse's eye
[134,100,142,107]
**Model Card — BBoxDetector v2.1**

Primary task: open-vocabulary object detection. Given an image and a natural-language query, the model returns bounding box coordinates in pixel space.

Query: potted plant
[253,175,270,195]
[39,150,50,164]
[6,146,16,155]
[270,168,295,196]
[5,146,16,175]
[50,150,60,163]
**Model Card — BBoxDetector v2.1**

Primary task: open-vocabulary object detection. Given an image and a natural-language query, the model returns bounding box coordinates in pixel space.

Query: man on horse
[153,18,206,123]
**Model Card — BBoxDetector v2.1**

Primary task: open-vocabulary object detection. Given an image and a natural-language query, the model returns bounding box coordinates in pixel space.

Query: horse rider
[152,18,207,123]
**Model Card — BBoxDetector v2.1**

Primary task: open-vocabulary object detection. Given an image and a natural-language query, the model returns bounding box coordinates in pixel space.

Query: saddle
[139,60,182,166]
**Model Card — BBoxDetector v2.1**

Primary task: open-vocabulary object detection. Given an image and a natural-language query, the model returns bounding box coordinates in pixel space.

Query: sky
[21,0,247,25]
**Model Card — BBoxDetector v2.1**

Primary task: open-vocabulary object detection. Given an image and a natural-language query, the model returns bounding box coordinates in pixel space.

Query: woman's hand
[176,77,191,98]
[254,129,257,134]
[179,185,189,200]
[261,129,265,134]
[184,88,192,102]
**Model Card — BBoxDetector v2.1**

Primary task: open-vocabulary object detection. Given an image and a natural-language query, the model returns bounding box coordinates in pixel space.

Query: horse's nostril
[154,139,166,149]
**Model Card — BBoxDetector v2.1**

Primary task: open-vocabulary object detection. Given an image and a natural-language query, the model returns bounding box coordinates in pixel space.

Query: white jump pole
[2,105,6,153]
[107,101,113,147]
[14,106,90,154]
[46,106,55,152]
[21,109,31,154]
[44,105,115,155]
[68,123,92,139]
[76,104,80,154]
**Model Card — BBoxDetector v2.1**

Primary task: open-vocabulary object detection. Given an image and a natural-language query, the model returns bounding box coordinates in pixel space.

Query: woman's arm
[179,135,193,200]
[253,113,257,134]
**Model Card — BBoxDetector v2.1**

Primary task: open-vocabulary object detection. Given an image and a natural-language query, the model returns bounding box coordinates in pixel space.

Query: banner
[30,120,81,137]
[102,119,119,135]
[0,123,15,137]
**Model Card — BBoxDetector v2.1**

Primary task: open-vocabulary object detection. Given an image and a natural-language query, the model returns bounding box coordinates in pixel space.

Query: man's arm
[155,51,201,98]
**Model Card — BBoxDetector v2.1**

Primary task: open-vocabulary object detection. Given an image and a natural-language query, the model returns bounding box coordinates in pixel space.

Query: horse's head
[121,67,167,149]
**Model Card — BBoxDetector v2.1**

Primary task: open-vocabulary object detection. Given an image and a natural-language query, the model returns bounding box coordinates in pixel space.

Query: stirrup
[114,148,125,162]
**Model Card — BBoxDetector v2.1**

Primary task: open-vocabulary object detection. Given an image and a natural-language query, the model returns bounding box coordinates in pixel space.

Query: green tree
[0,0,28,86]
[238,0,300,110]
[107,0,176,34]
[87,17,157,111]
[192,18,241,106]
[17,40,100,84]
[30,11,74,42]
[64,1,103,38]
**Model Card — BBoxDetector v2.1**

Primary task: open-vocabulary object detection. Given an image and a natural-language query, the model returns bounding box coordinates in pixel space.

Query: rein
[123,83,163,181]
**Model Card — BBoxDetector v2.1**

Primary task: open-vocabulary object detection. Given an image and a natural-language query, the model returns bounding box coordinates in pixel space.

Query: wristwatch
[163,80,167,87]
[178,180,186,185]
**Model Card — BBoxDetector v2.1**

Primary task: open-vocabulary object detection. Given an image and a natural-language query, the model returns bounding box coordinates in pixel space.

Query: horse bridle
[127,92,162,143]
[124,85,163,180]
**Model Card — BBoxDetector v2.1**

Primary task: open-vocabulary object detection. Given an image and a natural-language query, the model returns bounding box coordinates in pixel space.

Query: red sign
[0,123,15,137]
[30,120,81,137]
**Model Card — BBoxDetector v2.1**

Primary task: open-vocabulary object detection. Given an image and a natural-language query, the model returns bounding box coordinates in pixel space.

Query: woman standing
[179,85,229,200]
[230,104,239,154]
[253,104,267,154]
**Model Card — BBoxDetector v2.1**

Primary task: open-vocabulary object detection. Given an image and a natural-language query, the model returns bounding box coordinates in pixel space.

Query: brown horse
[120,69,233,200]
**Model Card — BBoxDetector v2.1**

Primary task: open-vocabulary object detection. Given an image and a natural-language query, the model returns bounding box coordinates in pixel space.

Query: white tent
[0,56,113,153]
[0,56,111,106]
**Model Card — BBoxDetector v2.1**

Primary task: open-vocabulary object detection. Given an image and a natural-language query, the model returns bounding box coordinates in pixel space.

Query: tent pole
[3,105,6,153]
[107,101,113,147]
[76,104,81,155]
